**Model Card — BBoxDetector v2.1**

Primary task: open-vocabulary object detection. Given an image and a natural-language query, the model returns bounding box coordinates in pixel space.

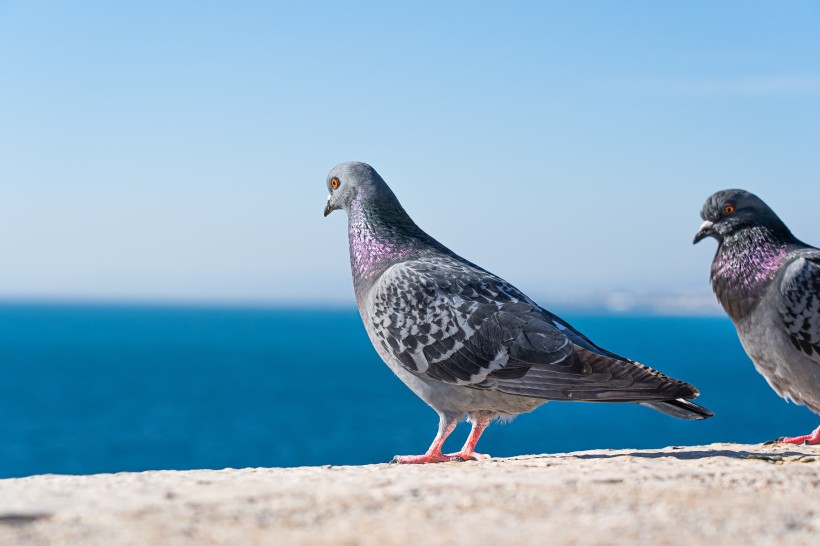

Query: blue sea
[0,304,816,478]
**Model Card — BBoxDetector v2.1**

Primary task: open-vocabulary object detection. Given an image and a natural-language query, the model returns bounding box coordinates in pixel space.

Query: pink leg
[768,424,820,446]
[392,417,464,464]
[447,416,492,461]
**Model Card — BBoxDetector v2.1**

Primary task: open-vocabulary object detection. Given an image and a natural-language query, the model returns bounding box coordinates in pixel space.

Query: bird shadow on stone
[567,448,813,462]
[0,513,52,527]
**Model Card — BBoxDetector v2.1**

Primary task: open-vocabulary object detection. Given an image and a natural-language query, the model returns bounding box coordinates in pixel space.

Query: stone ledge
[0,443,818,545]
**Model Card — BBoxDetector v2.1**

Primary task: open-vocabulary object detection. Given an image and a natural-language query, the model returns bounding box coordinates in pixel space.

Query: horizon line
[0,296,727,318]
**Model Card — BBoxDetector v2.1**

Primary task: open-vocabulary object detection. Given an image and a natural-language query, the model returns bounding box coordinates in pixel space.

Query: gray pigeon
[695,189,820,445]
[325,161,712,464]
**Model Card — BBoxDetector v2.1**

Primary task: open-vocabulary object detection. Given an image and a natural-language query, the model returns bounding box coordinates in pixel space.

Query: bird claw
[763,432,820,446]
[446,452,492,462]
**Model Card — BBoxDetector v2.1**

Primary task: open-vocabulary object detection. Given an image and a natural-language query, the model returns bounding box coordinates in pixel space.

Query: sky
[1,1,818,312]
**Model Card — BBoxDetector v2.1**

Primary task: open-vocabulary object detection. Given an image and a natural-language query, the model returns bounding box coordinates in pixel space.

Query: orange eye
[724,204,735,215]
[330,177,340,190]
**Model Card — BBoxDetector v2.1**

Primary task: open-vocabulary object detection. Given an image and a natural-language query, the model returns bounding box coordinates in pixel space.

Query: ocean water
[0,304,816,478]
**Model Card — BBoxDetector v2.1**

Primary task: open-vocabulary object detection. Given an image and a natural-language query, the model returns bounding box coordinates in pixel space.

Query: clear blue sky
[1,1,818,311]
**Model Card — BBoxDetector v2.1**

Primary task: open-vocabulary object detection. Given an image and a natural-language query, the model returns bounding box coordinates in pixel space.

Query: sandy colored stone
[0,443,818,546]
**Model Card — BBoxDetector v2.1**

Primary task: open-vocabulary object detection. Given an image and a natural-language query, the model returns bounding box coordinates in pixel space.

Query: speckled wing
[368,257,697,401]
[778,250,820,364]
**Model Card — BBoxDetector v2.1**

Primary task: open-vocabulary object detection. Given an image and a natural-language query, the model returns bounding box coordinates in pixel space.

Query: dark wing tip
[641,399,715,420]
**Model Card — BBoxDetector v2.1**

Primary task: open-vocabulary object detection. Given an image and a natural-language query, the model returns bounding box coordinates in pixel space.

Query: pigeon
[324,161,713,464]
[695,189,820,445]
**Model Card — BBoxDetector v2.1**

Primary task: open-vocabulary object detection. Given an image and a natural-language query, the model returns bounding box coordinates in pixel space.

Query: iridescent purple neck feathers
[347,197,445,302]
[711,227,794,320]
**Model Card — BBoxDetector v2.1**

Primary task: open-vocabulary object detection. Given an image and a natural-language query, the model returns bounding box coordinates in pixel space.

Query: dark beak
[693,220,714,244]
[324,199,338,217]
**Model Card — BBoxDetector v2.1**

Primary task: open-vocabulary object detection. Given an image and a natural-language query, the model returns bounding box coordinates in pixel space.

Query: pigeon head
[693,189,793,245]
[323,161,399,217]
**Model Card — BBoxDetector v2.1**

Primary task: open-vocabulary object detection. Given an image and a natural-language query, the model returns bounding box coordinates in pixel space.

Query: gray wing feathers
[370,259,569,386]
[369,258,698,402]
[778,251,820,364]
[485,345,697,401]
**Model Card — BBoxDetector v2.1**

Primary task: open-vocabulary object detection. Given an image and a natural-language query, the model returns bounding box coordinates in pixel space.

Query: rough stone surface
[0,443,818,545]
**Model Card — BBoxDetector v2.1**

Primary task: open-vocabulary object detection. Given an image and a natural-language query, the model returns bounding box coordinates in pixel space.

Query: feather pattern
[778,251,820,363]
[368,255,700,402]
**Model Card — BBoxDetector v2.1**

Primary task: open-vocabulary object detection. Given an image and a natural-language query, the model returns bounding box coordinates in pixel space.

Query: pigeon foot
[391,452,465,464]
[765,425,820,446]
[446,451,491,461]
